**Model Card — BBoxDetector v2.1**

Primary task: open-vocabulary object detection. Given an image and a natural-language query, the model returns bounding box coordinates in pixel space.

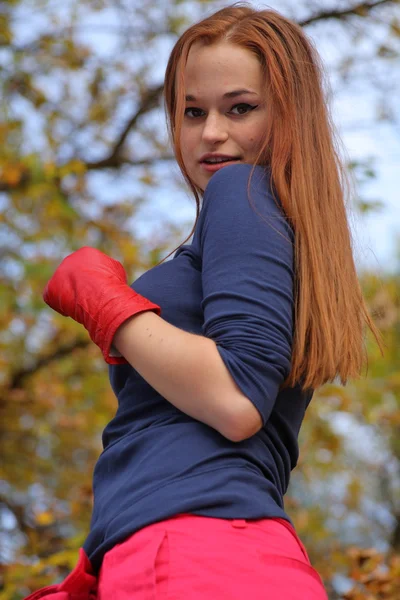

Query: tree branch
[85,84,164,170]
[0,154,175,193]
[85,152,175,171]
[118,155,176,166]
[299,0,396,27]
[6,339,90,392]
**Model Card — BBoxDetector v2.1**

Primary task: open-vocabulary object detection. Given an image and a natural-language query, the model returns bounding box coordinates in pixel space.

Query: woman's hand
[43,246,161,364]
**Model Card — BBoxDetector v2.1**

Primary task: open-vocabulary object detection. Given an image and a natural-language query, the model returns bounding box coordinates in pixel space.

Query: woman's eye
[184,107,204,118]
[230,103,257,115]
[184,103,257,118]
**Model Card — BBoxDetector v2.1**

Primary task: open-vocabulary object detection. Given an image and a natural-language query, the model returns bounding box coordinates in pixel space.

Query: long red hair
[159,2,384,390]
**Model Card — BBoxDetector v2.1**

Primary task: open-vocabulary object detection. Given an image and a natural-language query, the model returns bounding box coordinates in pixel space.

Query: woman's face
[179,41,268,192]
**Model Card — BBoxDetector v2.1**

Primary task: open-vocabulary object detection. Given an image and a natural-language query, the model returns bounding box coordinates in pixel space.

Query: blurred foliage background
[1,0,400,598]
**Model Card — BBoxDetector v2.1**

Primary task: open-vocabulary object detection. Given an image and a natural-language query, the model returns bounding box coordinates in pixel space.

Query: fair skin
[180,40,268,192]
[112,41,265,442]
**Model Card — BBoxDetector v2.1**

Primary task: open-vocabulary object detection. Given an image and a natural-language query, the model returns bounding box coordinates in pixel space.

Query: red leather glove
[43,246,161,364]
[23,548,97,599]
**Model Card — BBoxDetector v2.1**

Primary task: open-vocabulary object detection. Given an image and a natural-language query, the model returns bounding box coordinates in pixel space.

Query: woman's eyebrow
[185,89,258,101]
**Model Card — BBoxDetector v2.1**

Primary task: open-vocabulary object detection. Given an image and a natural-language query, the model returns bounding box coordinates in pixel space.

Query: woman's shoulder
[203,162,270,196]
[202,163,292,237]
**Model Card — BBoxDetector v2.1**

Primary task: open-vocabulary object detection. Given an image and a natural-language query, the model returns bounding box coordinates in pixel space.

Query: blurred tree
[1,0,399,598]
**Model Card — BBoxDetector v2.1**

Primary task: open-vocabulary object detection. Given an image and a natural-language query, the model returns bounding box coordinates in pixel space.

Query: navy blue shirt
[83,163,313,572]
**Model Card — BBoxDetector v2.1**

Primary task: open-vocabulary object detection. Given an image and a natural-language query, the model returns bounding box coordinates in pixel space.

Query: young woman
[24,3,383,599]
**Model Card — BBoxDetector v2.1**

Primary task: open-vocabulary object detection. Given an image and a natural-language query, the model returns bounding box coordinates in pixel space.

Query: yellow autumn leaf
[35,511,54,526]
[2,164,24,186]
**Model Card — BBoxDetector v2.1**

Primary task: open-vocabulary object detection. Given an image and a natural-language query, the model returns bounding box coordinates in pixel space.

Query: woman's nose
[201,114,229,144]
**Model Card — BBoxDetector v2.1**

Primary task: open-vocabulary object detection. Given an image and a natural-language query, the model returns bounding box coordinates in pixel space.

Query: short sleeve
[198,163,295,427]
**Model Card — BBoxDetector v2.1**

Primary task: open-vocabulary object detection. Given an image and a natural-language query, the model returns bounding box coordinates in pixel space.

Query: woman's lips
[200,159,241,172]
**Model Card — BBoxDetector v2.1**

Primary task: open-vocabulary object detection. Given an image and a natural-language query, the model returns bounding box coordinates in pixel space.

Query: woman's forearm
[113,311,261,442]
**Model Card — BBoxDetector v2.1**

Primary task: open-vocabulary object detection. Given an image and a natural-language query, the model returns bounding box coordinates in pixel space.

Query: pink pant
[97,514,328,599]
